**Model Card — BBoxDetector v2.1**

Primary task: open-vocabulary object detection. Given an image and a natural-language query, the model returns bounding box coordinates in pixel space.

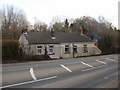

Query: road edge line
[1,76,57,89]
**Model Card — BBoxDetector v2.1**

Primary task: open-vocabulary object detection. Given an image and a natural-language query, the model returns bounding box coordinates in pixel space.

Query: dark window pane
[83,44,88,53]
[65,45,70,54]
[73,46,77,53]
[37,46,42,48]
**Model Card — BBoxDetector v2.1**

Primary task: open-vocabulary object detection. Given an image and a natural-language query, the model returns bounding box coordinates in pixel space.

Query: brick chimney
[94,39,98,47]
[51,29,56,39]
[22,28,27,34]
[79,27,83,35]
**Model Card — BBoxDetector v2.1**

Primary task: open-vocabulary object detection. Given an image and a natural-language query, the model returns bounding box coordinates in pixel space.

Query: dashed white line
[60,64,72,72]
[96,60,107,64]
[1,76,57,88]
[30,68,37,80]
[106,58,117,62]
[81,62,93,68]
[81,67,94,71]
[96,64,107,68]
[81,64,107,72]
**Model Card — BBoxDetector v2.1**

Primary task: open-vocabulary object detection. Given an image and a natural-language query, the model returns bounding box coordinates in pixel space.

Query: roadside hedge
[2,40,51,64]
[2,40,23,61]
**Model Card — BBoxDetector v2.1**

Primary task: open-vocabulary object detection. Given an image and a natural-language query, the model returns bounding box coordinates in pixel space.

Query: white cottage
[19,30,101,59]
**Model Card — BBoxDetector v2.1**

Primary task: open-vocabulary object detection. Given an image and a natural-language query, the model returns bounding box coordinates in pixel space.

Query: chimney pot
[51,29,56,39]
[22,28,28,34]
[79,27,83,35]
[94,39,98,47]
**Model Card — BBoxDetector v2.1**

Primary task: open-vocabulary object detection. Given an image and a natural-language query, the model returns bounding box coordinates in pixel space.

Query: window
[38,49,42,54]
[73,45,77,53]
[37,46,42,54]
[83,45,88,53]
[49,45,54,53]
[65,45,70,54]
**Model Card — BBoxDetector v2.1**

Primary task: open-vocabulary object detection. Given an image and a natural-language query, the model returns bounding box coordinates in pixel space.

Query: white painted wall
[29,44,61,58]
[60,43,73,58]
[23,43,101,58]
[19,34,30,54]
[59,42,95,58]
[19,34,29,46]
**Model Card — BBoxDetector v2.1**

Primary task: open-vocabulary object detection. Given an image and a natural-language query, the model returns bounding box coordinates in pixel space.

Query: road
[1,54,119,88]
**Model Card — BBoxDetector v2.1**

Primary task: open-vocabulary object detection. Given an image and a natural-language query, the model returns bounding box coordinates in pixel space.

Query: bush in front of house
[2,40,51,63]
[2,40,23,62]
[22,54,51,61]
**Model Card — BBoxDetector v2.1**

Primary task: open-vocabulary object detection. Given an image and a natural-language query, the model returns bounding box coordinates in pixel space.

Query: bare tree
[1,5,28,39]
[52,22,63,32]
[50,16,61,25]
[33,19,48,31]
[0,9,2,30]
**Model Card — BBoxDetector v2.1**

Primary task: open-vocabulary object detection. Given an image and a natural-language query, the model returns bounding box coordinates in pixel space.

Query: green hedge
[2,40,51,63]
[2,40,23,60]
[22,54,51,61]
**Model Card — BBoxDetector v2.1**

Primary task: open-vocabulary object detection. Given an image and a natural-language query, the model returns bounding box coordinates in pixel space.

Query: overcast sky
[0,0,119,28]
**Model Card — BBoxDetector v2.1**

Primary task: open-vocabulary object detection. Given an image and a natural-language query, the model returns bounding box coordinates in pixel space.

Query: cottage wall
[59,42,95,58]
[19,34,30,54]
[60,43,73,58]
[22,42,100,59]
[28,44,61,58]
[19,34,29,45]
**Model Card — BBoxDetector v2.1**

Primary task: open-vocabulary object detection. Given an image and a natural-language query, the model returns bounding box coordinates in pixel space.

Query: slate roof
[24,32,93,44]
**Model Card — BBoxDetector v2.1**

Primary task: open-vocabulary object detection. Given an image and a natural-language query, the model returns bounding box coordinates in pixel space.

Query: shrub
[2,40,51,63]
[22,54,51,61]
[2,40,23,61]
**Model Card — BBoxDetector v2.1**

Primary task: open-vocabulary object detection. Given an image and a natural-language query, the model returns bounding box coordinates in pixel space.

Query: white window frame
[49,45,54,53]
[37,46,42,55]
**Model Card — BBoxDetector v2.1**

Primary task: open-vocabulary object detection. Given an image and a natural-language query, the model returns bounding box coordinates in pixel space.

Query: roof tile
[24,32,93,44]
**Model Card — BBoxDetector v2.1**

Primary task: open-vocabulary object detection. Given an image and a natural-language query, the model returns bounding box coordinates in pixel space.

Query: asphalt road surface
[1,54,119,88]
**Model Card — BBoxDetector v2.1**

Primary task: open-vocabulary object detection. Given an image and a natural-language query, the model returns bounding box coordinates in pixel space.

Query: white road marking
[30,68,37,80]
[60,64,72,72]
[96,60,107,64]
[81,62,93,68]
[81,64,107,72]
[96,64,107,68]
[106,58,117,62]
[1,76,57,88]
[81,67,94,71]
[3,68,29,72]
